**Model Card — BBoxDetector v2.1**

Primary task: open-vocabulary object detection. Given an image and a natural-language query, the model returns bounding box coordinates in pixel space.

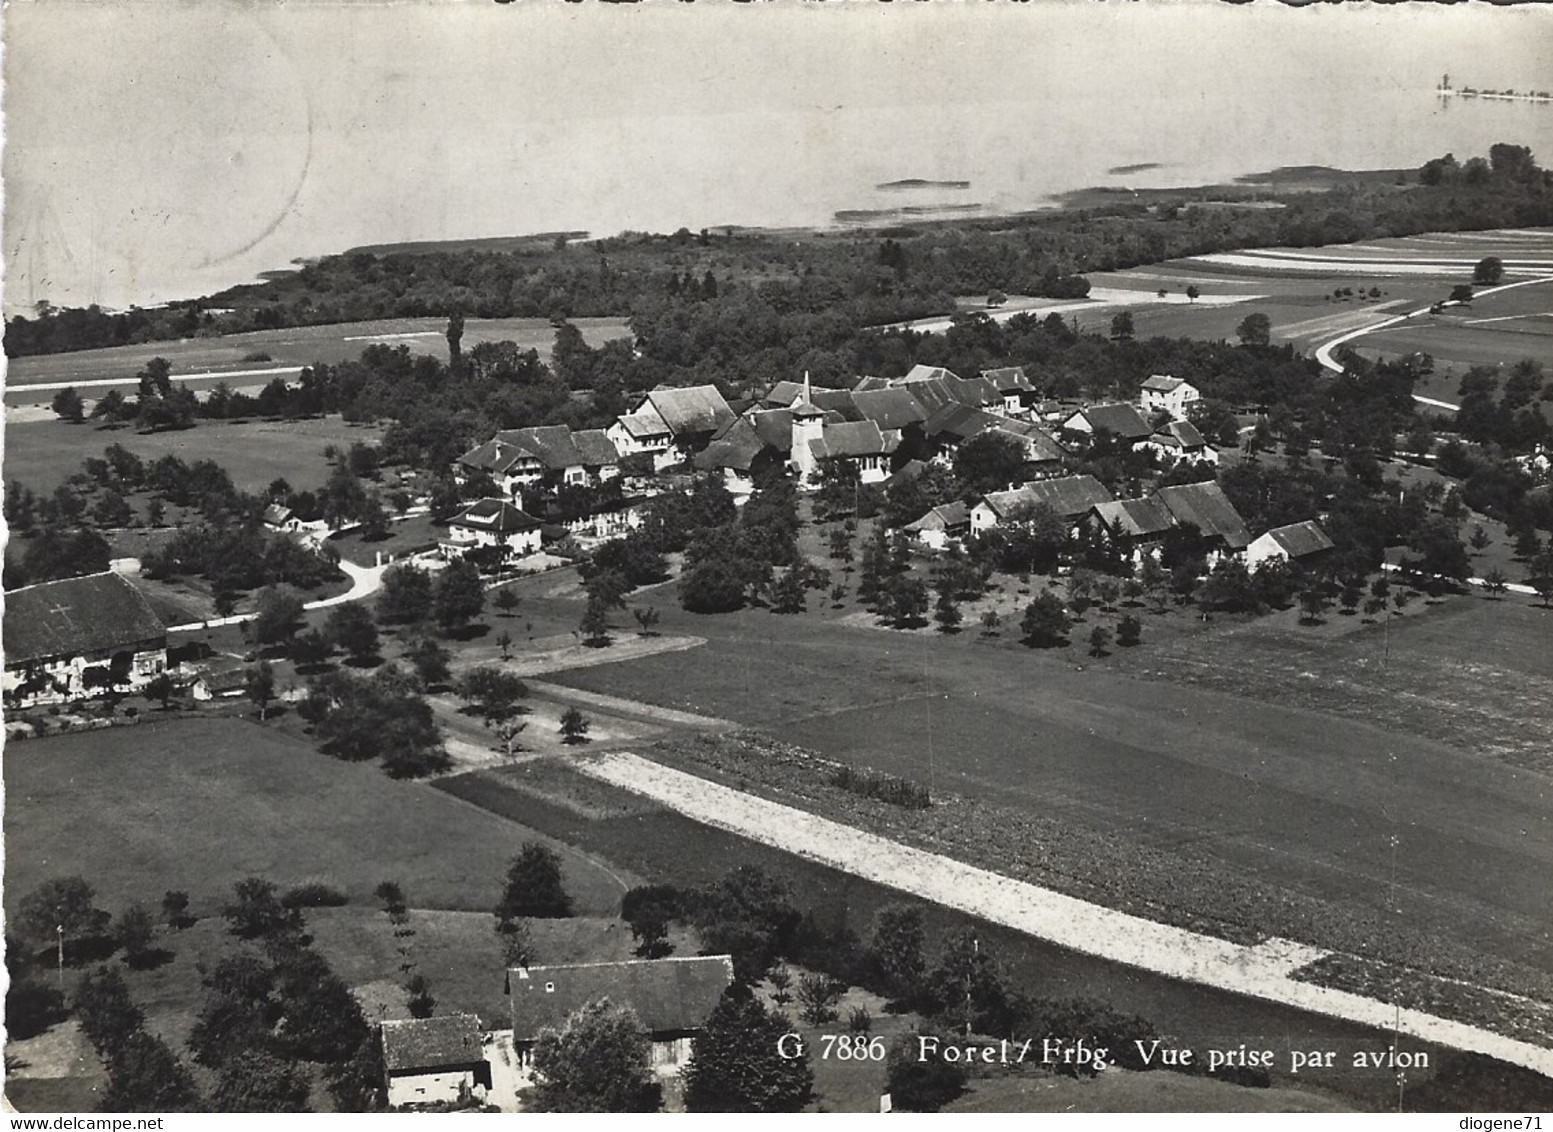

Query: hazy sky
[5,0,1551,313]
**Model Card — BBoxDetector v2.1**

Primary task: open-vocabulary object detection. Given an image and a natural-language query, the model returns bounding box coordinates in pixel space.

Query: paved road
[166,558,387,633]
[1313,275,1553,392]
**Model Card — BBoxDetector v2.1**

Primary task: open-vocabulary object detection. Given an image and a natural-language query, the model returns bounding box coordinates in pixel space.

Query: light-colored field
[3,315,631,404]
[2,414,387,495]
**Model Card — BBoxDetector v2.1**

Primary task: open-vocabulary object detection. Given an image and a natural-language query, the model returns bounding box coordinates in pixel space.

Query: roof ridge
[4,569,120,597]
[511,954,734,975]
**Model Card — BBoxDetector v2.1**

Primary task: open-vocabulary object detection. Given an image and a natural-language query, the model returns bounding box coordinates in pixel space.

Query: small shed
[381,1013,489,1109]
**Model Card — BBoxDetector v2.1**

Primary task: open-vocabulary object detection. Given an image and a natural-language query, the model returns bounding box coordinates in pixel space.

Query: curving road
[1313,275,1553,393]
[165,557,387,633]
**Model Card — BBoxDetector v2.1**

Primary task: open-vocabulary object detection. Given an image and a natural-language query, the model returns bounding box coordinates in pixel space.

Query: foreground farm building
[3,571,169,708]
[381,1013,490,1109]
[970,474,1115,535]
[1246,519,1336,571]
[506,955,734,1097]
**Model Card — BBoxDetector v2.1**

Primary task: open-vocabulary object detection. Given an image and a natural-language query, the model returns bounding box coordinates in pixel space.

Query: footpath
[577,751,1553,1078]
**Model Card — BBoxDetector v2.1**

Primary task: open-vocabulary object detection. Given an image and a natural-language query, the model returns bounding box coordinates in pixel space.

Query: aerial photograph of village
[2,0,1551,1119]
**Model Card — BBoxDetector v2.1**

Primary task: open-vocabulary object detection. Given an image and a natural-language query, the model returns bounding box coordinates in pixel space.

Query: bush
[281,884,349,909]
[886,1031,966,1111]
[829,765,931,810]
[847,1005,873,1033]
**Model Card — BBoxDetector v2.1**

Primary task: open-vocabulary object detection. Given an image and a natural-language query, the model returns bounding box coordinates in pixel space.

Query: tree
[796,973,842,1025]
[73,966,146,1053]
[455,665,528,731]
[15,876,111,961]
[403,636,452,689]
[224,877,302,941]
[1109,311,1135,342]
[143,672,176,711]
[1449,284,1475,304]
[377,564,434,625]
[933,588,961,633]
[1088,625,1112,657]
[954,432,1026,498]
[1185,284,1200,303]
[1236,312,1272,348]
[326,603,379,662]
[253,587,305,649]
[290,627,333,670]
[1482,568,1509,599]
[494,587,520,617]
[1470,524,1491,552]
[1021,592,1070,647]
[496,914,536,968]
[103,1030,200,1112]
[51,386,85,423]
[1297,586,1331,625]
[529,999,662,1112]
[560,706,591,744]
[496,628,515,659]
[580,592,612,644]
[446,310,466,371]
[1116,613,1142,646]
[632,606,660,636]
[212,1050,310,1112]
[162,890,192,929]
[435,559,486,632]
[404,973,436,1020]
[1531,548,1553,608]
[886,1030,967,1112]
[869,903,926,999]
[498,843,574,921]
[684,988,814,1112]
[116,904,158,969]
[1474,256,1505,285]
[246,660,276,720]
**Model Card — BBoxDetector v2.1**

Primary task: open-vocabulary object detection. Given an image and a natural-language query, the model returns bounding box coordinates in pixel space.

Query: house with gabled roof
[981,366,1037,417]
[851,387,931,432]
[381,1014,490,1109]
[904,500,972,551]
[4,571,168,708]
[970,474,1114,535]
[1152,481,1253,555]
[1061,402,1155,444]
[507,956,734,1092]
[444,498,544,558]
[607,385,736,472]
[1140,374,1201,421]
[1246,519,1336,572]
[1141,419,1217,466]
[804,420,899,485]
[1082,497,1177,562]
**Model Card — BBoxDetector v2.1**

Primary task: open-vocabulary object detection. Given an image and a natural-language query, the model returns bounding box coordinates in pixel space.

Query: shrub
[281,883,349,909]
[829,765,931,810]
[847,1005,873,1033]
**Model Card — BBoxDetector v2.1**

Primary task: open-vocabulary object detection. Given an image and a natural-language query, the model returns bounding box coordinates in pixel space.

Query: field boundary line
[576,751,1553,1077]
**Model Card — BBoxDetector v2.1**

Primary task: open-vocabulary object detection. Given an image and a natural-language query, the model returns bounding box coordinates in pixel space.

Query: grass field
[3,414,387,496]
[533,575,1553,980]
[944,1070,1353,1113]
[2,716,634,922]
[4,315,632,395]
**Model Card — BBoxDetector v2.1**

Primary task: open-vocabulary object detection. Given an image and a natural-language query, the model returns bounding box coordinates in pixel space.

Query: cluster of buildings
[444,366,1218,560]
[381,954,734,1112]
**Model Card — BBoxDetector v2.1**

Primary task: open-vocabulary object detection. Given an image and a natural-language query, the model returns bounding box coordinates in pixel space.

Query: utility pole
[56,923,65,991]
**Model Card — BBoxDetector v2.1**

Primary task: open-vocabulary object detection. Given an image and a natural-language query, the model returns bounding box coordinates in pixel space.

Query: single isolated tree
[1236,312,1272,348]
[162,890,192,929]
[559,706,590,745]
[1481,568,1509,600]
[52,386,86,423]
[683,988,815,1112]
[1088,625,1112,657]
[496,843,574,921]
[326,604,379,662]
[116,904,159,968]
[16,877,111,964]
[143,672,177,711]
[529,999,662,1113]
[1474,256,1505,285]
[633,605,661,636]
[1116,613,1143,647]
[493,587,521,617]
[496,629,515,660]
[246,660,276,721]
[869,903,926,999]
[1021,592,1071,647]
[886,1030,967,1112]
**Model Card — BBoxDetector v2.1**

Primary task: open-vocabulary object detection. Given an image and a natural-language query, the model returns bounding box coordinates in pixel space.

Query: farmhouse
[262,503,304,533]
[904,500,972,551]
[800,420,899,485]
[1083,497,1177,560]
[507,956,734,1094]
[3,571,168,708]
[1246,519,1336,571]
[381,1013,490,1109]
[970,474,1114,535]
[981,366,1037,416]
[458,427,621,496]
[607,386,736,472]
[1152,481,1253,556]
[1141,420,1217,465]
[1139,375,1201,420]
[1061,402,1155,444]
[444,498,544,557]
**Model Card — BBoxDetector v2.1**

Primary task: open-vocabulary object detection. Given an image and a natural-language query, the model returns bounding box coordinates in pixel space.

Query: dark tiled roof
[495,425,582,470]
[986,422,1066,462]
[263,503,294,526]
[1141,374,1187,393]
[1152,420,1208,449]
[4,572,167,667]
[381,1014,484,1074]
[905,500,970,532]
[1152,482,1252,549]
[694,419,766,473]
[883,459,929,489]
[982,366,1034,392]
[983,474,1114,519]
[923,402,998,443]
[809,390,859,418]
[645,386,737,437]
[510,956,733,1040]
[748,409,797,453]
[809,421,899,461]
[1090,498,1175,538]
[451,498,543,533]
[762,380,836,408]
[1071,403,1154,440]
[615,412,669,440]
[572,429,621,467]
[458,438,529,475]
[852,388,930,431]
[902,364,961,384]
[1262,519,1335,559]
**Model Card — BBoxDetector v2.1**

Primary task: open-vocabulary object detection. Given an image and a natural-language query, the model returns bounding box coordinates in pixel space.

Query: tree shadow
[445,623,490,642]
[343,654,385,669]
[124,947,176,972]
